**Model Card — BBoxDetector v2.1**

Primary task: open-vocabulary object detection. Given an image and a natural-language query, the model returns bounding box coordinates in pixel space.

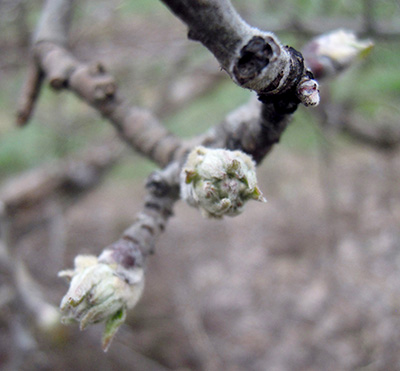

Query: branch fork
[18,0,336,351]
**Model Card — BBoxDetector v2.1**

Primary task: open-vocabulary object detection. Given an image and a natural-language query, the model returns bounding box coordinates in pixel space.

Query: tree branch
[197,97,291,163]
[100,162,181,265]
[16,63,44,126]
[22,0,324,349]
[160,0,319,106]
[15,0,75,127]
[16,0,183,166]
[34,0,75,45]
[33,42,183,168]
[0,140,122,216]
[320,102,400,152]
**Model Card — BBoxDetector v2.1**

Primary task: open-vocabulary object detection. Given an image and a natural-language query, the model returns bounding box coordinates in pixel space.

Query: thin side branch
[100,162,181,265]
[16,62,44,126]
[342,120,400,151]
[33,42,183,167]
[17,0,184,166]
[330,104,400,151]
[15,0,75,127]
[1,140,122,215]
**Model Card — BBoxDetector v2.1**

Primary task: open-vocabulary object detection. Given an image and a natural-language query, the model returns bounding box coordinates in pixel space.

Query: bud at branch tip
[58,254,144,351]
[180,146,266,218]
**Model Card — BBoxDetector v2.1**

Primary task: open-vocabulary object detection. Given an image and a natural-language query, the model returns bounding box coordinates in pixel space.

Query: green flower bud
[59,255,144,351]
[181,146,266,218]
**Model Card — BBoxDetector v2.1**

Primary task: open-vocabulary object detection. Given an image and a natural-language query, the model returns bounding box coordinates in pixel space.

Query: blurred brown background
[1,0,400,370]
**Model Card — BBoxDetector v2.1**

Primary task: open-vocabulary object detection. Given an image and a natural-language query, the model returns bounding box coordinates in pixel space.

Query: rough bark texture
[160,0,316,100]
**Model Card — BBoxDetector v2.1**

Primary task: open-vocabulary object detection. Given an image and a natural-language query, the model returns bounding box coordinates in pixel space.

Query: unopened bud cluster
[303,29,374,79]
[180,146,266,218]
[59,255,144,351]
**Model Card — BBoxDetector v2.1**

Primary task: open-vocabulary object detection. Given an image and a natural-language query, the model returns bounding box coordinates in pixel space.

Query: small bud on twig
[180,146,266,218]
[296,77,320,107]
[59,255,144,351]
